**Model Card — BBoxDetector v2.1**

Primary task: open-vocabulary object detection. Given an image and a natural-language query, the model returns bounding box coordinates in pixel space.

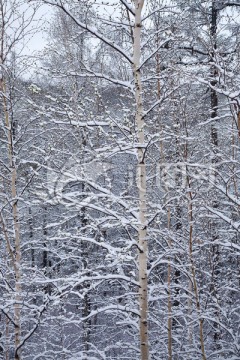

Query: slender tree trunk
[172,114,182,329]
[133,1,150,359]
[81,199,91,359]
[167,209,172,360]
[28,208,34,267]
[210,0,221,347]
[187,175,206,360]
[5,317,9,360]
[0,214,10,360]
[1,78,22,360]
[183,109,206,360]
[12,170,21,360]
[43,207,52,295]
[155,28,172,356]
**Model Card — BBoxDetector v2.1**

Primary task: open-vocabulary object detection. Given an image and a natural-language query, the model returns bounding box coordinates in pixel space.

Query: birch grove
[0,0,240,359]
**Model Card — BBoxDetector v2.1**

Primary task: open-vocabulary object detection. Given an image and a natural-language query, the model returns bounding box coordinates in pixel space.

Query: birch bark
[133,1,150,359]
[0,78,22,360]
[0,5,22,354]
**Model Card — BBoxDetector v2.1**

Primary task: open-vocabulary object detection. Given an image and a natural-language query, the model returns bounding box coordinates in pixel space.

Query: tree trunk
[133,1,150,359]
[133,0,149,360]
[0,76,22,360]
[210,0,221,348]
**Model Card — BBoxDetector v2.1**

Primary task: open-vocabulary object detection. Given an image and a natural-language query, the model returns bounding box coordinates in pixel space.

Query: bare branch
[39,0,133,64]
[119,0,135,16]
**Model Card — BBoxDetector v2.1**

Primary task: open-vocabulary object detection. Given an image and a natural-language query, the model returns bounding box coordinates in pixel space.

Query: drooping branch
[37,0,133,64]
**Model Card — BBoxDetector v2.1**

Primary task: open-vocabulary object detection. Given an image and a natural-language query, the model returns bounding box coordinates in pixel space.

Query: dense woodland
[0,0,240,359]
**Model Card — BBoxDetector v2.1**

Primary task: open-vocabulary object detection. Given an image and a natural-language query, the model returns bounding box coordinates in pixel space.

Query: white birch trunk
[1,78,22,360]
[133,1,150,359]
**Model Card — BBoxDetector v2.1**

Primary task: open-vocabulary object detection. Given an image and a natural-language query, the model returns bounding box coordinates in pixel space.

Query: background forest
[0,0,240,359]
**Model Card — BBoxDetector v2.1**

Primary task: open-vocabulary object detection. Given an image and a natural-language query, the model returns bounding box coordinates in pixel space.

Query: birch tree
[0,2,55,358]
[29,1,171,359]
[1,0,239,358]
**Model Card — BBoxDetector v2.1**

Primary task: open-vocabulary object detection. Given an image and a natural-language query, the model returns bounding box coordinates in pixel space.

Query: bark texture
[133,1,150,359]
